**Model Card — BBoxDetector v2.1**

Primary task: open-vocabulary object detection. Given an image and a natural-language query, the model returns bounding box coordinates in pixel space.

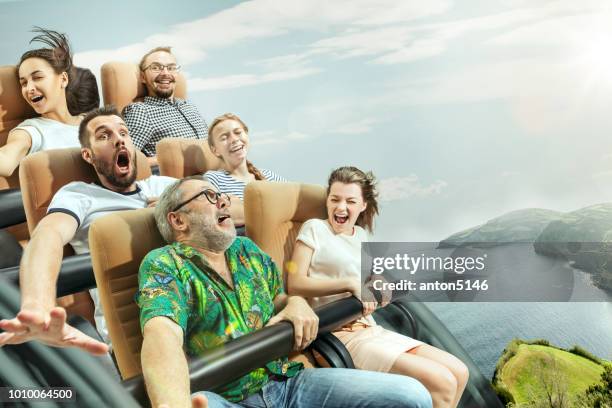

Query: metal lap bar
[0,254,95,297]
[123,296,364,404]
[0,188,26,229]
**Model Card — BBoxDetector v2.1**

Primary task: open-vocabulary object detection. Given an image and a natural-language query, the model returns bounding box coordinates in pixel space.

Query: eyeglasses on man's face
[172,188,231,212]
[143,63,181,73]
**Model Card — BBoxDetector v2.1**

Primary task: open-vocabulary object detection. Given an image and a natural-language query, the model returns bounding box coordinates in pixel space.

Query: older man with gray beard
[137,175,432,408]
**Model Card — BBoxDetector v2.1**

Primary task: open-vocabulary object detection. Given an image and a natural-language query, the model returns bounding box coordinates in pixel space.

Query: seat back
[157,138,223,178]
[89,208,163,379]
[19,147,151,239]
[0,65,37,241]
[100,62,187,112]
[244,181,327,282]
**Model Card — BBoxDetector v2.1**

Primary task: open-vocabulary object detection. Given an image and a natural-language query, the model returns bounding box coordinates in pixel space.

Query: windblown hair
[78,105,121,148]
[207,113,265,180]
[18,27,99,115]
[327,166,379,233]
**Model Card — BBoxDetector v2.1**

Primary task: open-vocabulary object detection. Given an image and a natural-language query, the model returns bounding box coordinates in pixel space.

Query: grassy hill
[493,339,607,406]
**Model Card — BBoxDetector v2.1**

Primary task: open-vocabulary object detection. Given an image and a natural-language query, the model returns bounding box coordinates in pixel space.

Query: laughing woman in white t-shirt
[288,166,469,408]
[0,27,99,177]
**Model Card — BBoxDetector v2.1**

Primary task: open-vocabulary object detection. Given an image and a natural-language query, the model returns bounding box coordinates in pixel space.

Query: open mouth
[155,77,174,86]
[229,145,244,153]
[217,214,231,225]
[30,95,44,103]
[333,214,349,224]
[115,150,131,174]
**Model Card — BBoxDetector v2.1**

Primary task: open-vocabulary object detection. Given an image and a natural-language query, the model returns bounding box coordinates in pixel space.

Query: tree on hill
[522,356,570,408]
[575,364,612,408]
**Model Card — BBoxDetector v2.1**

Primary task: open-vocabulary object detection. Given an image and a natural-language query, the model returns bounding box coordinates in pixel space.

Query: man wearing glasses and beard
[123,46,209,167]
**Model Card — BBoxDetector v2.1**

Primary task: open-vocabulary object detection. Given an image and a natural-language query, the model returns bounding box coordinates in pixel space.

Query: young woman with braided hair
[0,27,99,177]
[288,166,469,408]
[205,113,285,232]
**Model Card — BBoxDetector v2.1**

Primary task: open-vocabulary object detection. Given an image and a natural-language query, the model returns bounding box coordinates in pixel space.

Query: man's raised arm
[0,212,108,354]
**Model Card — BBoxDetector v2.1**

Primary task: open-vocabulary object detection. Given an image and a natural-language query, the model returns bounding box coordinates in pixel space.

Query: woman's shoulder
[260,168,285,182]
[301,218,330,233]
[14,117,43,128]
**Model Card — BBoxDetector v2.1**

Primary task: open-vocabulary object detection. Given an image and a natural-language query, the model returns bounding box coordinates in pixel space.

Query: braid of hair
[246,160,266,180]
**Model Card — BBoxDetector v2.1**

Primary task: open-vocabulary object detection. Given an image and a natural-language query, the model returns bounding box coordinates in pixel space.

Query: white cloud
[188,66,321,91]
[379,175,448,201]
[334,118,379,135]
[75,0,450,68]
[250,130,312,146]
[74,0,451,91]
[592,171,612,180]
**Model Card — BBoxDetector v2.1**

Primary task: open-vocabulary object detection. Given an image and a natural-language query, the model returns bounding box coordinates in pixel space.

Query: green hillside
[493,339,608,407]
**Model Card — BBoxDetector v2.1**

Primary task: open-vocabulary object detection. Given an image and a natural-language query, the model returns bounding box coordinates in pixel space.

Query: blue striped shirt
[204,169,286,200]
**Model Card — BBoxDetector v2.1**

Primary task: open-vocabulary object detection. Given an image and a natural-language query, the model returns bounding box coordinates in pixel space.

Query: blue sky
[3,0,612,241]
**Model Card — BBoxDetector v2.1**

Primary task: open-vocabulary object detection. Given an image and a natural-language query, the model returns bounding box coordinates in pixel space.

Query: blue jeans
[198,368,432,408]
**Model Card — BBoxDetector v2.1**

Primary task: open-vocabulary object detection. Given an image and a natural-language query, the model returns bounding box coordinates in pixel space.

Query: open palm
[0,306,108,355]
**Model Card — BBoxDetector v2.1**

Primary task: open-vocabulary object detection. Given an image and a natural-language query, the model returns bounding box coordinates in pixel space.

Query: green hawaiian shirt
[137,237,303,402]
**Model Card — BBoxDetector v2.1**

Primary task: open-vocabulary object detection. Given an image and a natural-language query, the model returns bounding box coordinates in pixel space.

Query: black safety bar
[0,188,26,229]
[0,254,94,297]
[122,296,363,404]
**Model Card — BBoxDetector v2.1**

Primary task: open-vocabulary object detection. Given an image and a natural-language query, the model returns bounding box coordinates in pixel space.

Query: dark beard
[91,151,137,189]
[153,87,173,99]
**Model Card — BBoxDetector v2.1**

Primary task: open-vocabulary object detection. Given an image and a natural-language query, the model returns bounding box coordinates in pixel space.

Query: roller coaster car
[0,181,503,407]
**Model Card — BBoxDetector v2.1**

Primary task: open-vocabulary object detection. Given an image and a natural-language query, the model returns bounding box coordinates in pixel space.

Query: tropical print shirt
[137,237,303,402]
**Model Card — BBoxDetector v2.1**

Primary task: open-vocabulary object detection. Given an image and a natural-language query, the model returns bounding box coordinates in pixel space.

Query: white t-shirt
[296,218,375,325]
[12,117,80,155]
[47,175,177,344]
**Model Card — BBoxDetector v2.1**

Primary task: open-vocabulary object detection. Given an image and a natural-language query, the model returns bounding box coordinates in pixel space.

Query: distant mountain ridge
[439,205,612,291]
[439,208,563,247]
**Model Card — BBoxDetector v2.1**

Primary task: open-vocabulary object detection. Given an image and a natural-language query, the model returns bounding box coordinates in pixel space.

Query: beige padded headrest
[0,65,37,189]
[19,147,152,235]
[157,138,224,178]
[244,181,327,278]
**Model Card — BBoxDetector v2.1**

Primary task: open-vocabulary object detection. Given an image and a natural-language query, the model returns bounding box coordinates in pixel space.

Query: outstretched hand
[0,306,108,355]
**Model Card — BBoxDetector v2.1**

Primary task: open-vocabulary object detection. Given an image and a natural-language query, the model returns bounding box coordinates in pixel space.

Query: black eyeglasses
[143,63,181,73]
[172,189,231,212]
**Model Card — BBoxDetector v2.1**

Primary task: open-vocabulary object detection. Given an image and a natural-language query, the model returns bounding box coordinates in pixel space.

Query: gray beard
[187,213,236,253]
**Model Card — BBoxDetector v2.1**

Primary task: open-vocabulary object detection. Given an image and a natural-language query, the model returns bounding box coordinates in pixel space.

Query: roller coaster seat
[243,181,327,283]
[89,207,160,380]
[157,137,223,179]
[100,61,187,113]
[18,147,150,321]
[0,65,37,243]
[88,207,319,381]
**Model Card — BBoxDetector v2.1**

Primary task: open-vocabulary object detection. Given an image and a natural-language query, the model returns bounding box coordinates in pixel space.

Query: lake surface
[373,242,612,379]
[428,301,612,379]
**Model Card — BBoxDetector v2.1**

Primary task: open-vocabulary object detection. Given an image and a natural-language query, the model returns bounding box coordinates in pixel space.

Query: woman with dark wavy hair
[0,27,99,177]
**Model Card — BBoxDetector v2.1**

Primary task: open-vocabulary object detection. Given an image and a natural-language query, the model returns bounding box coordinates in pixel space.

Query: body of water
[428,301,612,379]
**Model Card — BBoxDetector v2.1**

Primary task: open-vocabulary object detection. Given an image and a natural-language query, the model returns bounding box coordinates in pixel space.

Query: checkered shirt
[123,96,209,157]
